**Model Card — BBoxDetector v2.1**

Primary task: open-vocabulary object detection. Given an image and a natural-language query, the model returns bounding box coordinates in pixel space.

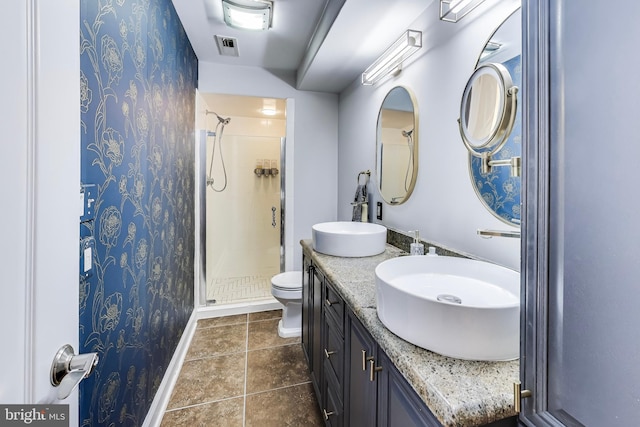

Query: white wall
[198,63,339,271]
[338,0,521,270]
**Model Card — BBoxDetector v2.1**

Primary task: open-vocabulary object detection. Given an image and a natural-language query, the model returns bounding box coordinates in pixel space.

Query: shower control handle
[271,206,277,228]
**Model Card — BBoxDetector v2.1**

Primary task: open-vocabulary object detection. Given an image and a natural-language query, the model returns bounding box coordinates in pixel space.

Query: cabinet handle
[362,351,374,371]
[323,409,335,420]
[324,349,336,359]
[513,381,532,413]
[369,359,383,382]
[361,351,374,371]
[325,298,339,307]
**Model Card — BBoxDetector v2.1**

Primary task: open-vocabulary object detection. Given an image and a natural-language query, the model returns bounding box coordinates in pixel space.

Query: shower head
[402,129,414,137]
[217,114,231,125]
[206,110,231,125]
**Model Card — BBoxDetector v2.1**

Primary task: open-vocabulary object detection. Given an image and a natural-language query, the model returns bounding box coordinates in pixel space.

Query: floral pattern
[79,0,197,425]
[469,55,522,225]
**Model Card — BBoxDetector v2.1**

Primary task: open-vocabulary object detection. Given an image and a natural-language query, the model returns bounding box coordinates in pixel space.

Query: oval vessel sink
[312,222,387,257]
[375,256,519,361]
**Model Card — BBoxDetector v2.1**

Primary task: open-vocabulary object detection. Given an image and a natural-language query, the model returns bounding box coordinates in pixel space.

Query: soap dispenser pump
[410,230,424,256]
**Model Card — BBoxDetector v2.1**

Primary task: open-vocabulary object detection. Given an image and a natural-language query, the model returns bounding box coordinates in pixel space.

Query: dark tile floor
[160,310,324,426]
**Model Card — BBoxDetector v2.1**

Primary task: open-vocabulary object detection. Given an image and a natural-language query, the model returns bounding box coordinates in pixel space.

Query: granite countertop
[301,239,519,427]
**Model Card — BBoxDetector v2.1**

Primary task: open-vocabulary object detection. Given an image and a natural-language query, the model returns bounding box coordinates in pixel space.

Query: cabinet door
[312,266,324,393]
[346,310,378,427]
[377,351,441,427]
[323,313,344,390]
[302,257,312,366]
[323,372,344,427]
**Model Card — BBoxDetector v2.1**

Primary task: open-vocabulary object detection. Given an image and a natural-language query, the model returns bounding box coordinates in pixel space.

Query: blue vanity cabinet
[303,255,443,427]
[302,256,312,366]
[303,254,346,425]
[321,279,345,426]
[346,309,442,427]
[302,256,325,403]
[345,309,379,427]
[377,351,442,427]
[312,266,324,393]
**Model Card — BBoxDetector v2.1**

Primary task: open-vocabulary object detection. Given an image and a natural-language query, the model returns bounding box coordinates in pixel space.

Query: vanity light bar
[440,0,487,23]
[361,30,422,86]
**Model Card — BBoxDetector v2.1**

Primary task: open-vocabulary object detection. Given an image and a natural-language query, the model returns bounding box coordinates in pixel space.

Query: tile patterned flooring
[206,275,273,304]
[160,310,323,427]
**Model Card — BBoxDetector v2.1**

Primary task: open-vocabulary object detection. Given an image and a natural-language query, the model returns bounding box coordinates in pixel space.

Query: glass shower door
[205,134,282,304]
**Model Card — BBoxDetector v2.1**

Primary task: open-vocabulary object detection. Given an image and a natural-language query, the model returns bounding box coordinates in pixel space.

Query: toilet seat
[271,271,302,290]
[272,283,301,291]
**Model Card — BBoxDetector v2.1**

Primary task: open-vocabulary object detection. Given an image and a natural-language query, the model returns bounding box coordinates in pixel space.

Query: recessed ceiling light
[222,0,273,31]
[261,108,277,116]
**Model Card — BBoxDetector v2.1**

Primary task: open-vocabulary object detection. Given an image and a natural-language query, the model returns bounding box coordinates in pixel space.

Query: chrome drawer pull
[323,409,335,420]
[369,359,383,382]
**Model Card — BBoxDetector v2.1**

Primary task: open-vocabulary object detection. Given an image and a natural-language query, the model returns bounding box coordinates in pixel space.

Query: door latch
[50,344,99,400]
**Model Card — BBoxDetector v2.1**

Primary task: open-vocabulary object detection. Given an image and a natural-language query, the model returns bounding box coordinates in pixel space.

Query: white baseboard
[197,298,282,319]
[142,309,198,427]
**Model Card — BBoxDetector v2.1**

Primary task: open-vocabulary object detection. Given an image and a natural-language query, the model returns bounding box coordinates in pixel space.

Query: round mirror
[376,86,418,205]
[466,8,522,226]
[460,63,514,154]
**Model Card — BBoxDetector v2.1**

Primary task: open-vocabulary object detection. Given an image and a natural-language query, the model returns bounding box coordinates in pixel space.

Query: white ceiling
[171,0,435,94]
[200,93,287,119]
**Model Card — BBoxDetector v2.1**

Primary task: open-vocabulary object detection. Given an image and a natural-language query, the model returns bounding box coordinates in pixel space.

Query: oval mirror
[466,8,522,226]
[376,86,418,205]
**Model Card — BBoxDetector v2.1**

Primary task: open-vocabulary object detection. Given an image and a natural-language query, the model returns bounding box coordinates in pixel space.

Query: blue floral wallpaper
[79,0,197,425]
[469,55,522,225]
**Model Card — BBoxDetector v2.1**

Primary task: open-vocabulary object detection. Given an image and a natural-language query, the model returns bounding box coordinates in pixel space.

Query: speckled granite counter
[301,240,519,427]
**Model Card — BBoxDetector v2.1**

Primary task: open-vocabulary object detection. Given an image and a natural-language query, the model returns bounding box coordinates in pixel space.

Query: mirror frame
[459,62,516,157]
[465,8,522,226]
[375,86,419,205]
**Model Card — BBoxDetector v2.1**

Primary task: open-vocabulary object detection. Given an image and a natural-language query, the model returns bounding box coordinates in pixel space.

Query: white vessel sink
[312,222,387,257]
[375,256,519,361]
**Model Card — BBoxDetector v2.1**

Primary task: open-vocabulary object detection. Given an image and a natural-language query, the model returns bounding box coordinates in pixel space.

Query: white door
[0,0,81,425]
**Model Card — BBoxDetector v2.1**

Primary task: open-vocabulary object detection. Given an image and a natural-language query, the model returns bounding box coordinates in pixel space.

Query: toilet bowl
[271,271,303,338]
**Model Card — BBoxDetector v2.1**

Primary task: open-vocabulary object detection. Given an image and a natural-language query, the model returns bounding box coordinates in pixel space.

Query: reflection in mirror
[468,8,521,226]
[376,87,418,205]
[465,73,502,142]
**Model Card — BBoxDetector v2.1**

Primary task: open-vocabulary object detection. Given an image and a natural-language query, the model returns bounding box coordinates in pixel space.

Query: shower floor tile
[207,274,274,304]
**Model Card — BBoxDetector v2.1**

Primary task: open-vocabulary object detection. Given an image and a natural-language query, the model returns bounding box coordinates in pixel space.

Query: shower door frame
[198,130,286,306]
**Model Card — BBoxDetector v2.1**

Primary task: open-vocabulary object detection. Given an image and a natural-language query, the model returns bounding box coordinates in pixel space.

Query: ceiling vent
[215,35,239,57]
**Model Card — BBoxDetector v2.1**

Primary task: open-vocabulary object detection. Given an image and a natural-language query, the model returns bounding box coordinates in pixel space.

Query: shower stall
[199,114,285,305]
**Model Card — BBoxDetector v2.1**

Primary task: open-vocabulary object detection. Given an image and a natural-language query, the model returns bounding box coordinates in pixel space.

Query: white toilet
[271,271,303,338]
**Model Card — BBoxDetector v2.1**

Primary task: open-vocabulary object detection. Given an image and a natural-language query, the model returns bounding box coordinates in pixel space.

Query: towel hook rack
[357,170,371,185]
